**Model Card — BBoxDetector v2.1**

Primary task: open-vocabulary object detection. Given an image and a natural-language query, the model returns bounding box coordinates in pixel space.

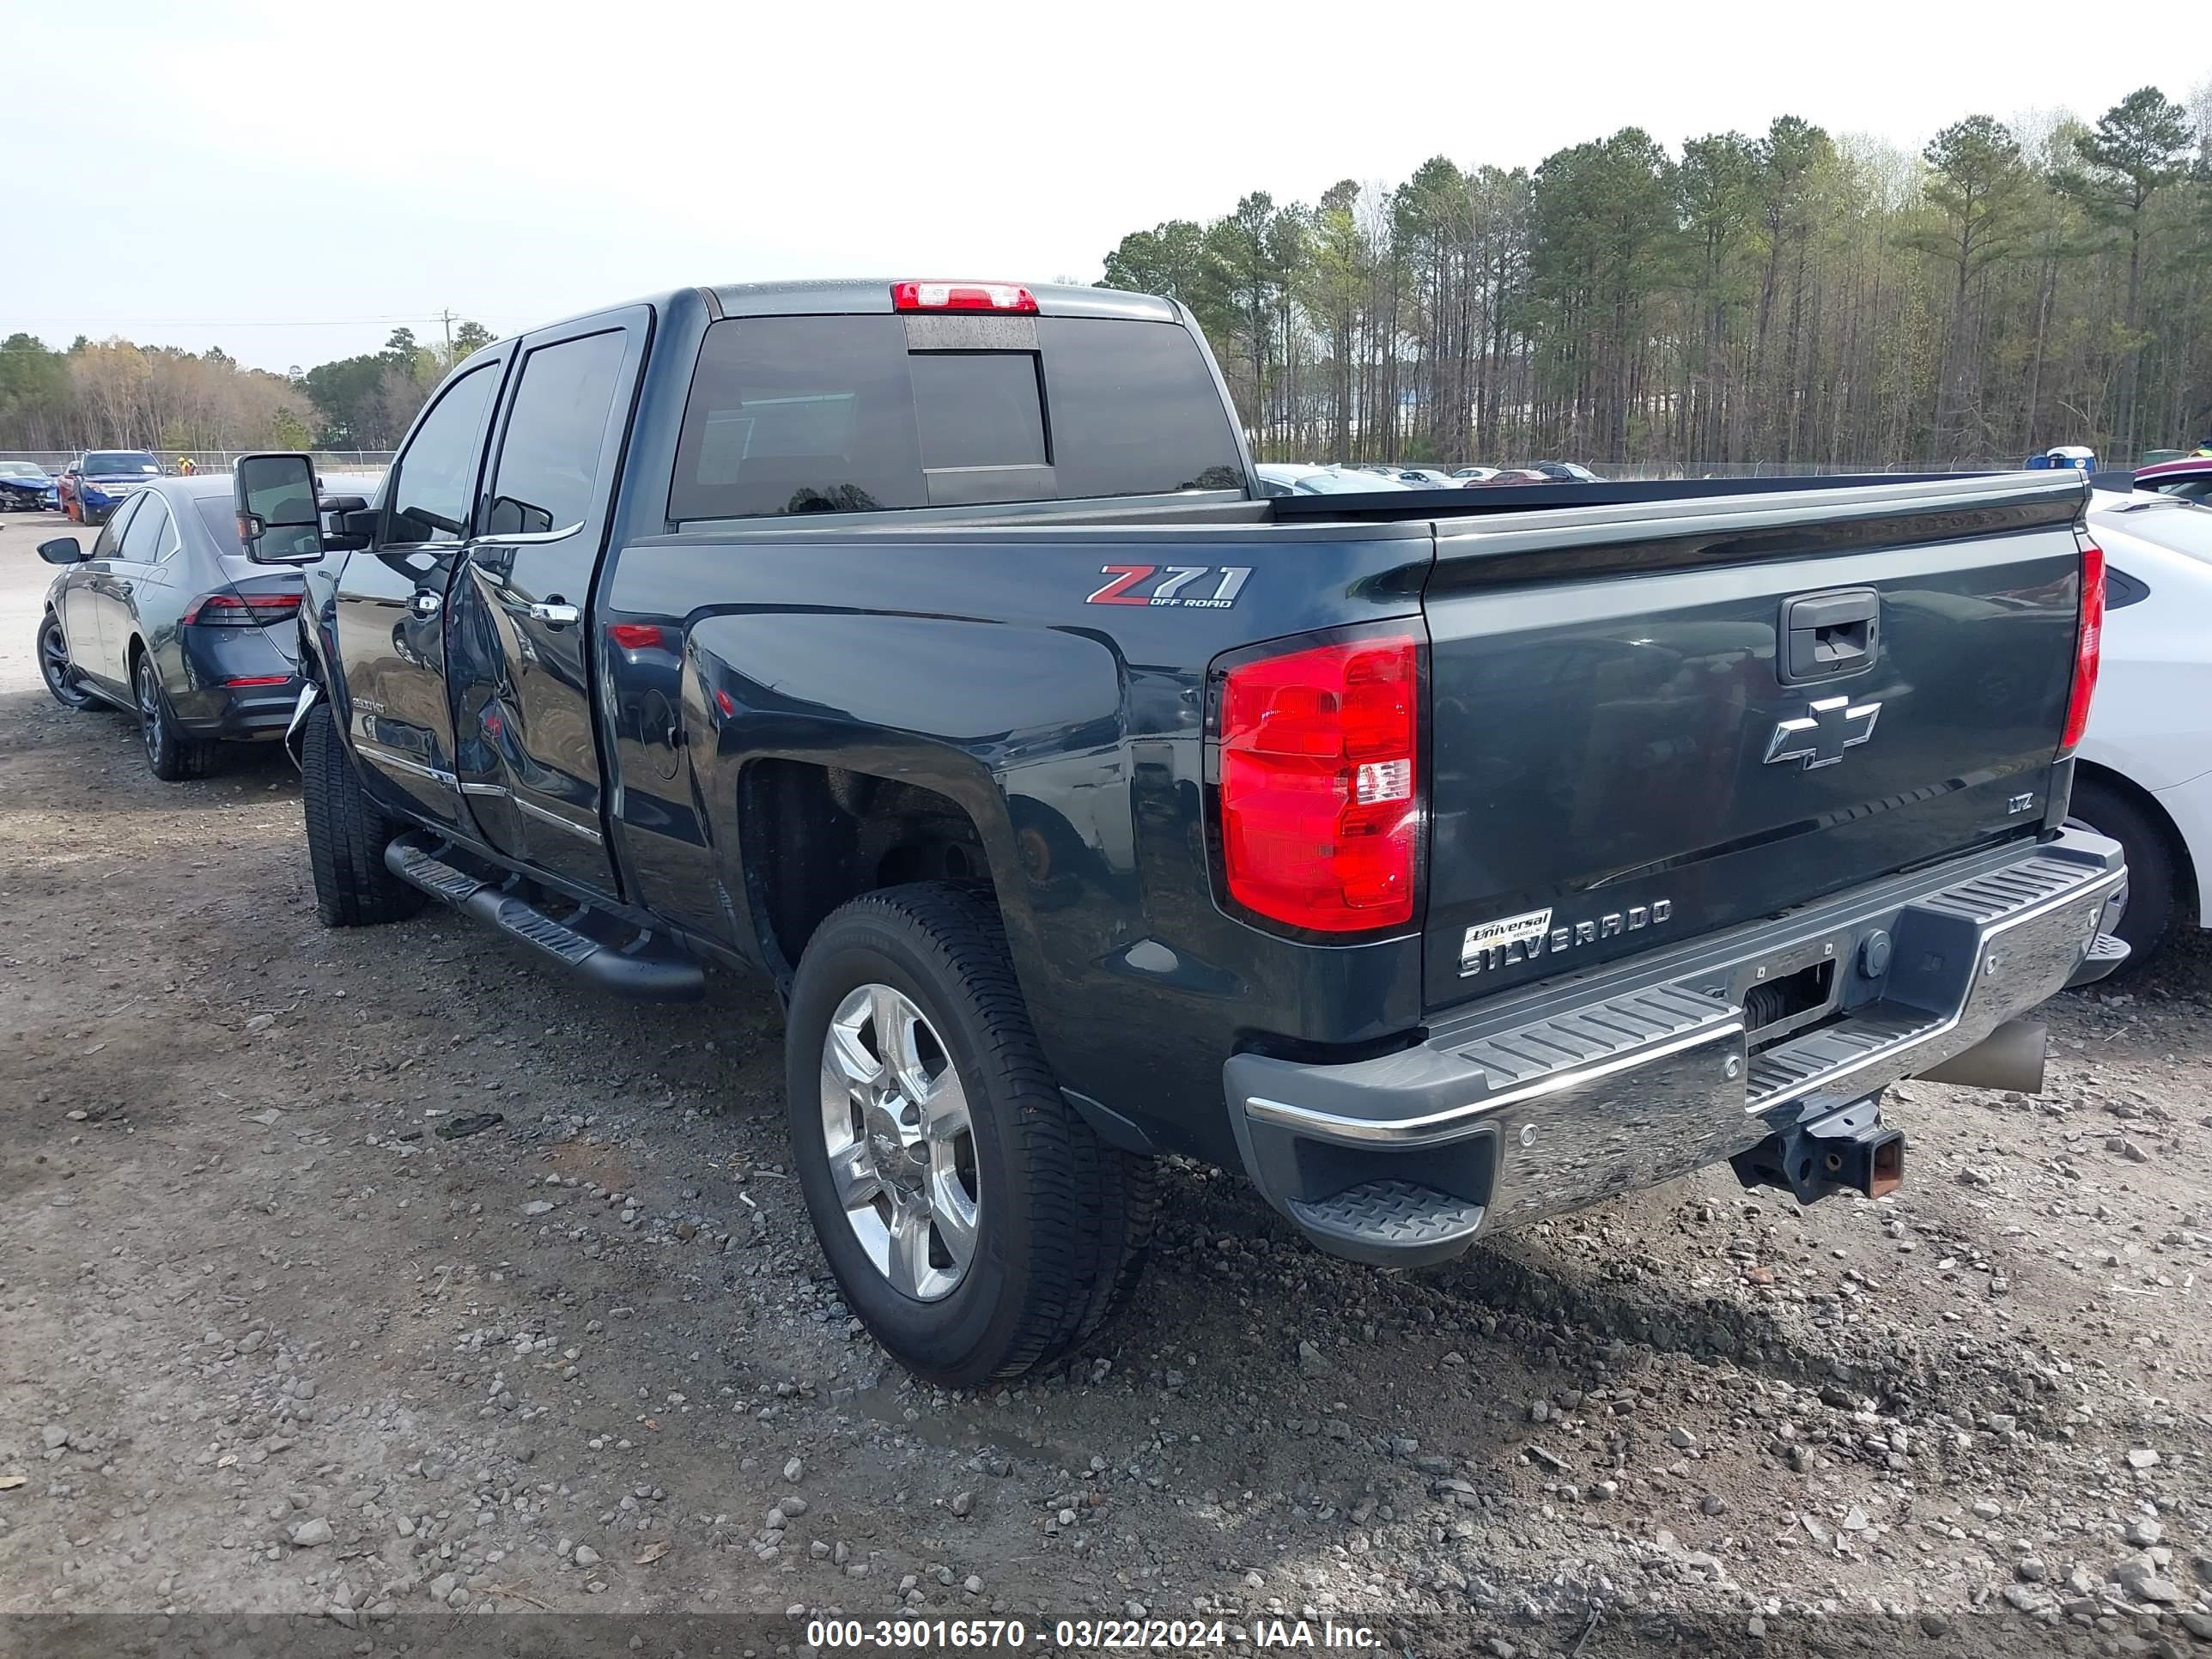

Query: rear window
[670,313,1245,521]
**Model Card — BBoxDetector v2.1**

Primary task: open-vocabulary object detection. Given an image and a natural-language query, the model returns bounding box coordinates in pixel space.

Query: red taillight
[184,591,301,627]
[224,675,290,687]
[609,623,664,650]
[1218,635,1420,932]
[890,280,1038,313]
[2060,543,2104,754]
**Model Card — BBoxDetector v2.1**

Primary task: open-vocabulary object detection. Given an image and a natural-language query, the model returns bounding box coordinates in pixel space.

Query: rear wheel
[37,613,94,710]
[786,883,1152,1385]
[301,701,427,927]
[135,650,216,782]
[2066,776,2183,977]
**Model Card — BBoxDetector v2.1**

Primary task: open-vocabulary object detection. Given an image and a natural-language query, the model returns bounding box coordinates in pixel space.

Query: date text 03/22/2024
[802,1616,1380,1649]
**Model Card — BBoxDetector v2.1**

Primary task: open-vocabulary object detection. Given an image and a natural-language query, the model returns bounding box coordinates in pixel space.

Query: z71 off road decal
[1086,564,1253,609]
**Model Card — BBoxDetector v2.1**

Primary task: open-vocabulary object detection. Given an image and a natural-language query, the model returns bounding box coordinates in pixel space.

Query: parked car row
[0,452,222,520]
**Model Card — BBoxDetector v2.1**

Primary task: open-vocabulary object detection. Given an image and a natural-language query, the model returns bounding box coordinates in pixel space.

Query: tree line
[1100,85,2212,469]
[0,319,496,455]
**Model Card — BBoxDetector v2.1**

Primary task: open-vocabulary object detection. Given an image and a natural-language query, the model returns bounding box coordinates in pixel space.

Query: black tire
[301,701,426,927]
[134,649,216,782]
[38,612,95,710]
[2067,776,2183,977]
[786,883,1152,1386]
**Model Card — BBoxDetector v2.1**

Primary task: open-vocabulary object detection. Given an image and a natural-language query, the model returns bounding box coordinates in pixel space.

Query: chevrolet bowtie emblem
[1764,696,1881,769]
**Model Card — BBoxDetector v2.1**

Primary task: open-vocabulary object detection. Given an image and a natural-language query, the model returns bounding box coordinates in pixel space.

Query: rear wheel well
[2073,760,2198,919]
[741,759,995,979]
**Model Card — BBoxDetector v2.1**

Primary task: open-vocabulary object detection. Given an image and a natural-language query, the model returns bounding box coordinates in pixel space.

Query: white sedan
[2068,490,2212,971]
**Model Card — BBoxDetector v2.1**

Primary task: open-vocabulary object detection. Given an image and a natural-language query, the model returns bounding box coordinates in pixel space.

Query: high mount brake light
[1217,635,1420,932]
[890,280,1039,314]
[2060,542,2104,755]
[183,592,301,626]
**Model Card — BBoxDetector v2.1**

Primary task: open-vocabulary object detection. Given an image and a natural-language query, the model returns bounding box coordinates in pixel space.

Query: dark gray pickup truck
[224,277,2124,1383]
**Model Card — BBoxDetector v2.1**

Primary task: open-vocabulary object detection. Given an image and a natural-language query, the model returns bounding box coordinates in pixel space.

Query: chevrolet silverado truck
[230,277,2125,1385]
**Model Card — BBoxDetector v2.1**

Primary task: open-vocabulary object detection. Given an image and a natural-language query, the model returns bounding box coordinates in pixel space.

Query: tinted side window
[120,494,173,562]
[90,493,142,558]
[387,363,501,544]
[1036,318,1246,500]
[672,315,923,520]
[487,331,628,537]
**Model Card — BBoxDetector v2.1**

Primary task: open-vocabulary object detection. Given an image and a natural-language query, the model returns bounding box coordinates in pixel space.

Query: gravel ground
[3,513,2210,1658]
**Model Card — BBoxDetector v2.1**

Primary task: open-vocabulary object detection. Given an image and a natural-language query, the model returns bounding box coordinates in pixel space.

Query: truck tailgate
[1421,473,2090,1011]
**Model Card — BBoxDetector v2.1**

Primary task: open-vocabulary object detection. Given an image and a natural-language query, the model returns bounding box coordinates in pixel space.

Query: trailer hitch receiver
[1732,1095,1903,1206]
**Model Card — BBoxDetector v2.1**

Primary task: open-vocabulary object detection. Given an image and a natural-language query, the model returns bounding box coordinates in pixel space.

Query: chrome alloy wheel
[817,983,980,1301]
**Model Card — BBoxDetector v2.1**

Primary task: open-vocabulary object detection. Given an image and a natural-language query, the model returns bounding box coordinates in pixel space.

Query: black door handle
[1782,589,1879,684]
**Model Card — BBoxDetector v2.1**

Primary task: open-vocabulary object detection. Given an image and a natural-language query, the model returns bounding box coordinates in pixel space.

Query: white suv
[2069,491,2212,971]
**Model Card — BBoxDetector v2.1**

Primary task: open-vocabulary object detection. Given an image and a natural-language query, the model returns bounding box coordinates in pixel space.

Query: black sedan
[36,475,307,780]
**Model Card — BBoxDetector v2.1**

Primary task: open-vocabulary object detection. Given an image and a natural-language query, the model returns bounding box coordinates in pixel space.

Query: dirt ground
[3,508,2209,1659]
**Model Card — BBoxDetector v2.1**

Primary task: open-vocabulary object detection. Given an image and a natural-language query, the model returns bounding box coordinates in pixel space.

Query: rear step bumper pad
[385,835,704,1001]
[1225,828,2124,1264]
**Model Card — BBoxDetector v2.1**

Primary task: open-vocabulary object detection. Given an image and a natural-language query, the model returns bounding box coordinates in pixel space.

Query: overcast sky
[5,0,2204,374]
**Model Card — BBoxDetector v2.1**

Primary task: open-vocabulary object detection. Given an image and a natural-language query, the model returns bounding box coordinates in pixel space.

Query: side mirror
[38,537,88,565]
[233,453,325,564]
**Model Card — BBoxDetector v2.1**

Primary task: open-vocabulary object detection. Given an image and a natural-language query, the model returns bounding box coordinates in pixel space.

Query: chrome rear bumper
[1225,830,2124,1266]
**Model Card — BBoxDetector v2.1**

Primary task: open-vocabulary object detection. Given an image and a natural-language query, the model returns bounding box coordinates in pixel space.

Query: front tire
[135,650,216,781]
[301,702,426,927]
[2067,777,2183,976]
[786,883,1153,1386]
[38,613,95,710]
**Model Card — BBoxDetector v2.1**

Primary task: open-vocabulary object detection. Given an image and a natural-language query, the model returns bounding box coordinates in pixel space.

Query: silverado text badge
[1460,900,1674,976]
